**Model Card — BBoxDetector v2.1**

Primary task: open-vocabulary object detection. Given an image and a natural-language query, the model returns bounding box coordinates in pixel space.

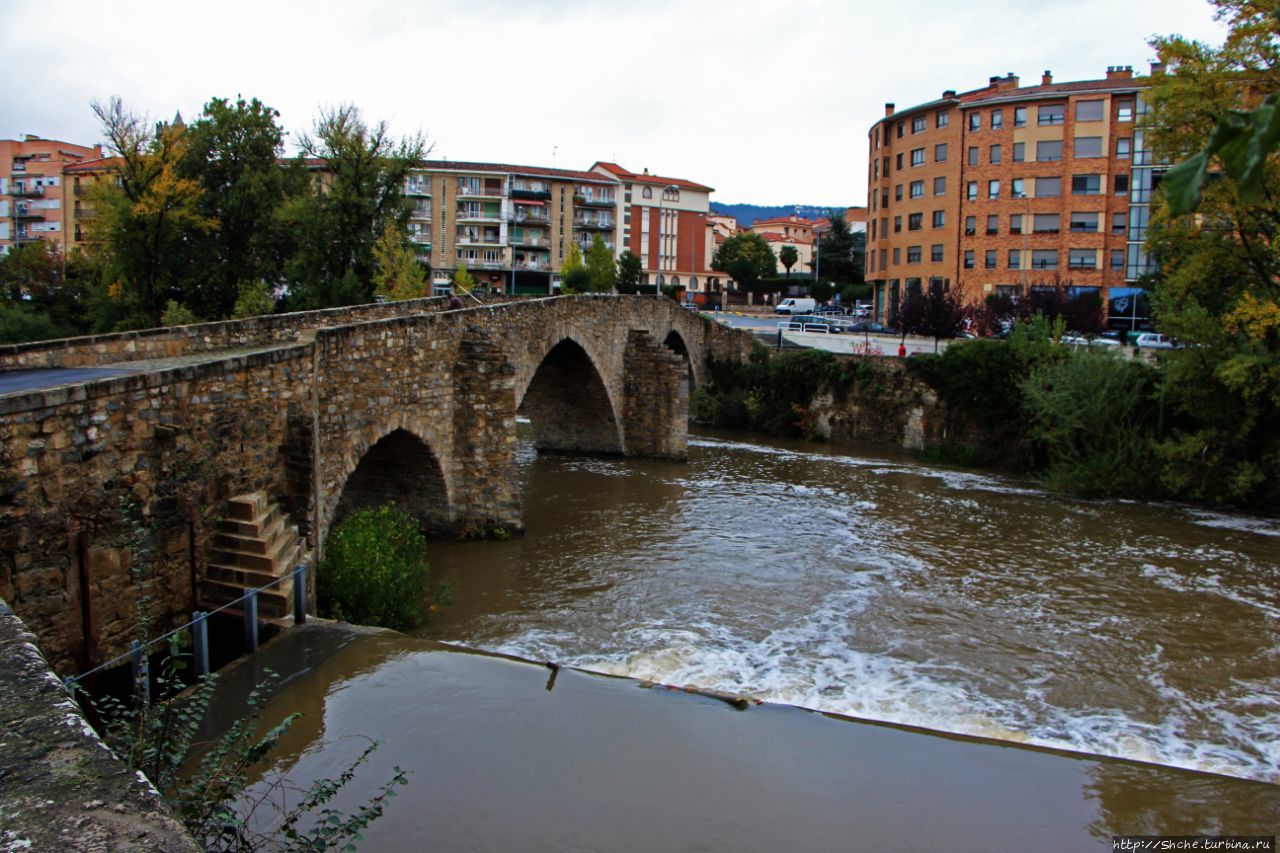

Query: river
[418,427,1279,785]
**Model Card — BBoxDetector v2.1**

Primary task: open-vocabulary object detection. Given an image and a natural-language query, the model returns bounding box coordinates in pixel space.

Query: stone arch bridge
[0,295,754,674]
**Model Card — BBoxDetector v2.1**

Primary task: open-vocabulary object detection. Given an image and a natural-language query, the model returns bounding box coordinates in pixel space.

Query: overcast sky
[1,0,1226,206]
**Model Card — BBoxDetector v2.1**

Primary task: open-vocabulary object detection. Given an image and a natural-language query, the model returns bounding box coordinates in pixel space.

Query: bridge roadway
[0,345,290,396]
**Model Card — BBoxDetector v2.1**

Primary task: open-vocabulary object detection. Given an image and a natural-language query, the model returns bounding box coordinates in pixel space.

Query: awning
[514,199,546,206]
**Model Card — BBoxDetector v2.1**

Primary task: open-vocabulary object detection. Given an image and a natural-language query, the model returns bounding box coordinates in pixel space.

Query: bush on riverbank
[318,504,445,631]
[692,346,847,439]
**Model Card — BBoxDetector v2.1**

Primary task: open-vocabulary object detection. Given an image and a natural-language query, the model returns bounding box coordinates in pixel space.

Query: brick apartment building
[866,65,1162,328]
[0,136,104,256]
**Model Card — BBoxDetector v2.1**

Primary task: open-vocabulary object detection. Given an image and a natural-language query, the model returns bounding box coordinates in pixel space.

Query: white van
[775,297,817,315]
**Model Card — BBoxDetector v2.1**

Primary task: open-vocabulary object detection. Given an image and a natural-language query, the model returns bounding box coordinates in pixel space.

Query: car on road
[1135,332,1178,349]
[1061,334,1122,348]
[846,321,893,334]
[775,297,817,315]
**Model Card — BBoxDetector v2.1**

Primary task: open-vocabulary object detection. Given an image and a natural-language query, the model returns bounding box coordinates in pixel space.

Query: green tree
[585,234,616,292]
[180,96,302,320]
[813,210,864,285]
[284,104,428,309]
[779,244,799,277]
[372,221,428,301]
[559,243,590,293]
[1143,0,1280,506]
[615,249,643,293]
[90,97,216,328]
[0,241,91,337]
[711,232,776,293]
[230,280,276,319]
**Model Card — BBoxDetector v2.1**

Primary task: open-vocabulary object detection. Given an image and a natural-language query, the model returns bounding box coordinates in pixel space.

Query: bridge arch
[331,427,454,536]
[663,329,696,394]
[518,337,624,454]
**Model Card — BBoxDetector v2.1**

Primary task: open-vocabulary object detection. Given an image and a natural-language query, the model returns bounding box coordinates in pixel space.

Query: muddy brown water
[201,428,1279,848]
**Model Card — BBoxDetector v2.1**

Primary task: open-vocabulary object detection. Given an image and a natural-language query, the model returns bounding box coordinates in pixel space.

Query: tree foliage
[711,232,776,291]
[1144,0,1280,507]
[283,104,428,310]
[614,249,644,294]
[584,234,616,293]
[814,210,864,285]
[559,243,591,293]
[372,222,428,301]
[779,244,799,277]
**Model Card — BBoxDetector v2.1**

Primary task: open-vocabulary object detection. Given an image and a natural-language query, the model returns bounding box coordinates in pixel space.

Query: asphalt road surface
[0,367,146,396]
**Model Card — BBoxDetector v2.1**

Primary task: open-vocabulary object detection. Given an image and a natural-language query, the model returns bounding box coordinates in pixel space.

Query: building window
[1008,249,1021,269]
[933,176,946,195]
[1075,136,1103,158]
[932,210,946,228]
[1072,174,1102,195]
[912,115,927,133]
[931,244,944,262]
[1011,177,1025,198]
[907,245,922,263]
[966,181,978,201]
[1112,212,1127,233]
[1117,138,1132,158]
[1012,142,1025,162]
[988,180,1000,199]
[1069,248,1097,269]
[911,147,925,166]
[1038,104,1065,125]
[910,180,924,198]
[964,250,975,269]
[895,184,903,201]
[883,156,891,175]
[1033,213,1061,233]
[1115,174,1130,194]
[968,146,979,166]
[964,216,976,236]
[969,112,981,131]
[871,219,877,239]
[894,216,902,233]
[873,160,879,180]
[893,247,901,264]
[986,214,998,234]
[985,250,997,269]
[990,144,1001,164]
[643,186,652,199]
[1014,106,1027,128]
[1110,249,1125,270]
[1035,176,1062,197]
[1069,211,1099,232]
[896,152,904,170]
[1031,249,1059,270]
[991,109,1003,129]
[1037,140,1063,161]
[882,190,889,208]
[663,188,680,202]
[1117,100,1134,122]
[935,143,948,162]
[936,110,949,128]
[897,122,905,138]
[908,212,923,230]
[1010,214,1022,234]
[1076,100,1105,122]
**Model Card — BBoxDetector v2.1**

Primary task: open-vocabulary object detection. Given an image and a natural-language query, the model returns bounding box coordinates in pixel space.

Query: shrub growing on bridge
[318,504,441,631]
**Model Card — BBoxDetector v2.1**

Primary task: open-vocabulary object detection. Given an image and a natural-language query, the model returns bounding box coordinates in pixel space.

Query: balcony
[576,194,615,208]
[511,210,549,225]
[10,185,44,197]
[408,232,431,247]
[408,206,432,221]
[573,217,614,230]
[455,233,503,246]
[11,161,26,172]
[510,184,551,200]
[456,181,505,199]
[405,181,431,197]
[15,205,44,220]
[578,239,616,253]
[511,234,549,248]
[456,207,503,222]
[512,259,552,271]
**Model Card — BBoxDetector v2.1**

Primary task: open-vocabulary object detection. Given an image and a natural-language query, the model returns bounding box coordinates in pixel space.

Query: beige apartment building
[0,136,104,256]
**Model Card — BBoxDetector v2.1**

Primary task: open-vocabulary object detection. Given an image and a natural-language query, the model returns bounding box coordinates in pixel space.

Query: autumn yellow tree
[90,97,215,328]
[372,223,428,301]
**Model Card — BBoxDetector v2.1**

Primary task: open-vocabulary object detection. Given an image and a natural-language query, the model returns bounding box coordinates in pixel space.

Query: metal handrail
[64,564,308,687]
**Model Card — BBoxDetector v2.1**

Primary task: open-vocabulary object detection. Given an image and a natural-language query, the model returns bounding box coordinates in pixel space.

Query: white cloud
[0,0,1227,206]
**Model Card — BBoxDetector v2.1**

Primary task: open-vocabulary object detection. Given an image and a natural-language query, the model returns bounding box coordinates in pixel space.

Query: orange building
[866,66,1158,324]
[0,136,103,256]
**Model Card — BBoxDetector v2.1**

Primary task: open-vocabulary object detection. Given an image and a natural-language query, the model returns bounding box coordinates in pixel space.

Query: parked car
[816,304,849,316]
[1135,332,1178,349]
[776,297,817,315]
[847,321,892,334]
[1061,334,1120,348]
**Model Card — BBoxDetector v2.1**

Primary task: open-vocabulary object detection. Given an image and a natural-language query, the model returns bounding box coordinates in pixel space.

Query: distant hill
[710,203,848,227]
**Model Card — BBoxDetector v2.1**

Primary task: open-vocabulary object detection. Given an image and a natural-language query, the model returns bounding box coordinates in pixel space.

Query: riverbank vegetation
[317,504,448,632]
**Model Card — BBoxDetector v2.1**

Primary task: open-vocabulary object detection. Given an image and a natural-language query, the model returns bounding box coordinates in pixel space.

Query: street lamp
[655,183,680,298]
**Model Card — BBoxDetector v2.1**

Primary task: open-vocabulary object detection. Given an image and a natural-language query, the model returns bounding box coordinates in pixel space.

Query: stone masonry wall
[0,598,198,851]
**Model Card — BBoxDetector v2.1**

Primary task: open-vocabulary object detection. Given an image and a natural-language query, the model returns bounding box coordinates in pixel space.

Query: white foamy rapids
[493,593,1280,784]
[1185,509,1280,538]
[1140,563,1280,620]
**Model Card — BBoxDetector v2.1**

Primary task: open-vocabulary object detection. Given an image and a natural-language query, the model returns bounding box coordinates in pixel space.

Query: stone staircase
[201,492,304,619]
